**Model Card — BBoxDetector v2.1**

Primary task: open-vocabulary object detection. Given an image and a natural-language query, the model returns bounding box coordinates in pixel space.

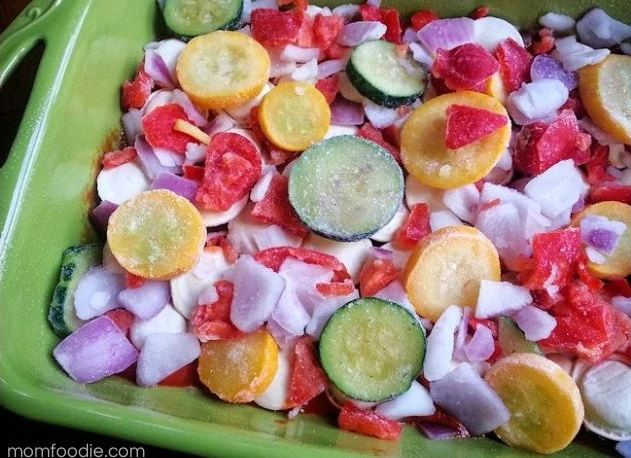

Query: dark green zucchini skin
[162,0,244,39]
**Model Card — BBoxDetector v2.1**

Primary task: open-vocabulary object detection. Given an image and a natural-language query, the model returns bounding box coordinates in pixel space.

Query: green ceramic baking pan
[1,0,629,456]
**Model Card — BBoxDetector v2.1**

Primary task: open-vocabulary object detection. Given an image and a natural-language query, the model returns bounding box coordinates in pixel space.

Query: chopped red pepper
[190,280,245,341]
[410,10,439,31]
[254,246,350,282]
[289,337,328,405]
[142,103,196,154]
[393,203,431,249]
[432,43,500,92]
[358,123,401,163]
[358,4,381,21]
[444,104,508,149]
[315,74,340,105]
[251,8,306,47]
[338,402,403,440]
[380,8,403,44]
[121,64,153,110]
[359,257,401,297]
[101,146,137,169]
[313,13,344,51]
[470,6,491,19]
[494,37,533,93]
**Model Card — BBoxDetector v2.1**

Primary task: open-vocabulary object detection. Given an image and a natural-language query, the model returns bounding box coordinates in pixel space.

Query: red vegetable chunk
[196,132,262,211]
[359,257,401,297]
[191,280,245,341]
[380,9,403,44]
[254,246,350,282]
[394,203,431,249]
[251,8,306,47]
[410,10,439,31]
[494,38,533,93]
[444,104,508,149]
[338,402,403,440]
[289,337,328,405]
[432,43,499,91]
[313,13,344,51]
[102,146,137,169]
[315,74,340,105]
[122,64,153,110]
[142,103,196,154]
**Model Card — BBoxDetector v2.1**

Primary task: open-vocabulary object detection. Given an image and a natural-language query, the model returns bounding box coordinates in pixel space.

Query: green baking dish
[0,0,629,456]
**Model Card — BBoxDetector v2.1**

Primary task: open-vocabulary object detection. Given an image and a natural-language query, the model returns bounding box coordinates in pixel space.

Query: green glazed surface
[0,1,629,456]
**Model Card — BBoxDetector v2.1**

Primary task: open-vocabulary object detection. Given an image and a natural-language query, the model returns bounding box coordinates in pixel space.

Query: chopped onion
[305,290,359,339]
[423,305,462,382]
[442,184,479,224]
[416,420,469,440]
[579,117,621,145]
[363,100,398,128]
[617,441,631,458]
[184,142,207,165]
[317,58,347,79]
[402,27,419,44]
[197,285,219,307]
[172,89,208,127]
[96,161,150,205]
[332,4,359,21]
[302,234,372,284]
[270,280,310,336]
[373,280,422,327]
[142,89,173,116]
[429,210,464,232]
[281,44,321,63]
[204,112,236,136]
[375,381,435,420]
[463,325,495,362]
[250,167,276,202]
[611,296,631,317]
[253,224,302,251]
[580,214,626,255]
[406,175,447,211]
[135,136,177,180]
[53,316,138,383]
[129,304,187,349]
[150,172,199,201]
[511,305,557,341]
[506,79,569,126]
[553,35,610,71]
[576,8,631,48]
[473,16,524,51]
[154,147,184,168]
[475,280,532,319]
[417,18,475,54]
[122,108,143,145]
[330,97,365,126]
[144,49,174,87]
[530,54,578,91]
[408,42,434,67]
[538,12,576,33]
[74,267,125,320]
[118,280,170,321]
[136,333,200,387]
[90,200,118,233]
[338,21,387,47]
[291,58,319,83]
[371,203,409,243]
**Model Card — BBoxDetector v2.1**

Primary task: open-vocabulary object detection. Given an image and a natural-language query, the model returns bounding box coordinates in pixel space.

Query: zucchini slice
[497,316,542,356]
[48,244,102,336]
[162,0,243,38]
[346,40,427,108]
[319,297,426,402]
[288,135,404,242]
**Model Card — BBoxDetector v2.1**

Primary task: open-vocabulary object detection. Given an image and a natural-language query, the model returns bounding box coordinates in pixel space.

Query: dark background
[0,3,193,456]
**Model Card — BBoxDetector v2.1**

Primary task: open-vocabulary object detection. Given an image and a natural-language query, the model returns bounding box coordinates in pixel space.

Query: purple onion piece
[330,97,365,126]
[135,136,177,180]
[580,214,627,255]
[150,172,199,202]
[172,89,208,127]
[417,18,475,54]
[203,112,236,136]
[530,54,578,91]
[118,280,171,320]
[511,305,557,341]
[317,59,347,79]
[74,267,125,320]
[338,21,387,47]
[577,8,631,48]
[90,200,119,233]
[53,316,138,383]
[144,49,174,87]
[415,420,469,440]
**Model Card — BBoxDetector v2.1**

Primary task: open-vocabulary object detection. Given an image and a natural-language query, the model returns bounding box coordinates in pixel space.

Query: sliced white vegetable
[429,210,464,232]
[338,72,366,104]
[250,167,276,202]
[96,161,151,205]
[291,58,319,83]
[475,280,532,319]
[363,100,399,129]
[198,195,248,228]
[230,255,286,332]
[270,281,310,337]
[506,79,569,126]
[406,175,446,211]
[417,18,475,54]
[281,45,321,63]
[430,362,510,435]
[253,224,303,251]
[305,290,359,339]
[254,346,293,410]
[473,16,524,51]
[576,8,631,49]
[136,332,200,387]
[130,304,186,349]
[338,21,387,47]
[423,305,462,382]
[170,247,230,319]
[375,381,435,420]
[380,242,411,269]
[122,108,143,145]
[539,12,576,33]
[303,233,373,283]
[324,124,360,139]
[612,296,631,317]
[553,35,610,72]
[463,325,495,362]
[443,184,480,224]
[151,39,186,83]
[371,203,409,243]
[331,4,360,21]
[74,267,125,320]
[141,89,173,116]
[511,304,557,341]
[226,204,269,255]
[118,280,170,321]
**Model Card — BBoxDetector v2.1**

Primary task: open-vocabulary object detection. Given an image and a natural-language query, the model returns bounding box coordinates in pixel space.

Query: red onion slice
[144,49,174,88]
[150,172,199,202]
[338,21,387,47]
[530,54,578,91]
[318,59,347,79]
[417,18,475,54]
[53,316,138,383]
[90,200,118,233]
[475,280,532,319]
[463,325,495,362]
[416,419,469,440]
[74,267,125,320]
[136,332,200,386]
[331,97,365,126]
[118,280,171,321]
[135,136,178,179]
[577,8,631,48]
[203,112,236,136]
[511,305,557,341]
[580,214,627,255]
[172,89,208,127]
[453,306,472,362]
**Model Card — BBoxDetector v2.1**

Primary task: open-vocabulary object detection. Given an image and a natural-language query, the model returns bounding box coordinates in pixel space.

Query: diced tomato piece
[313,13,344,50]
[410,10,439,31]
[494,37,533,93]
[251,173,309,237]
[101,146,137,169]
[540,281,631,363]
[589,183,631,205]
[277,0,307,9]
[529,29,555,55]
[471,6,491,19]
[219,236,238,264]
[323,42,349,60]
[142,103,196,154]
[444,104,508,149]
[289,337,328,405]
[315,74,340,105]
[432,43,500,92]
[251,8,306,47]
[584,144,617,186]
[196,132,262,211]
[338,402,403,440]
[121,64,153,110]
[393,203,431,249]
[316,278,355,297]
[359,257,401,297]
[520,228,582,291]
[576,252,604,292]
[105,309,135,338]
[358,4,381,21]
[124,272,145,289]
[190,280,245,341]
[254,246,351,282]
[380,9,402,44]
[514,110,592,176]
[158,361,198,387]
[358,123,401,163]
[182,164,205,183]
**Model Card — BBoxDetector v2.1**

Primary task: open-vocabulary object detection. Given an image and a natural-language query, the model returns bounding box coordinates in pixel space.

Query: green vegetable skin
[319,297,426,402]
[48,244,102,336]
[498,316,543,356]
[162,0,244,37]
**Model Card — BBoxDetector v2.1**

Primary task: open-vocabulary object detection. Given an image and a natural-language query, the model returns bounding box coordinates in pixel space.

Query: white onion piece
[453,306,472,362]
[338,21,387,47]
[306,5,331,19]
[430,363,510,436]
[254,346,293,410]
[463,324,495,362]
[303,233,372,283]
[612,296,631,317]
[204,111,237,136]
[122,108,143,145]
[371,203,409,243]
[481,182,542,216]
[332,4,359,21]
[553,35,610,72]
[118,280,170,321]
[318,59,347,79]
[253,224,303,251]
[538,12,576,33]
[443,184,480,224]
[152,39,186,83]
[423,305,462,382]
[281,44,321,63]
[141,89,173,116]
[291,58,319,83]
[268,49,298,78]
[576,8,631,48]
[363,100,398,128]
[230,255,286,332]
[250,167,276,203]
[506,79,569,126]
[473,16,524,51]
[172,89,208,127]
[198,195,248,228]
[408,42,434,67]
[197,284,219,306]
[53,316,138,383]
[380,242,410,269]
[405,175,446,211]
[305,290,359,339]
[144,49,174,87]
[475,280,532,319]
[136,332,200,387]
[376,381,435,420]
[402,27,419,44]
[323,124,359,139]
[130,304,186,349]
[417,18,475,54]
[580,214,627,256]
[279,258,334,301]
[226,204,269,254]
[524,159,589,219]
[153,147,184,168]
[429,210,464,232]
[184,142,206,165]
[74,267,125,320]
[511,305,557,341]
[373,280,422,326]
[96,161,150,205]
[579,118,621,146]
[270,280,310,336]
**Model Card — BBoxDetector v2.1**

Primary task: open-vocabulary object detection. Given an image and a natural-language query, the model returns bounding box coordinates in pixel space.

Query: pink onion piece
[443,184,480,224]
[580,214,626,255]
[118,280,171,321]
[611,296,631,316]
[408,42,434,67]
[135,136,178,179]
[185,142,207,165]
[453,306,472,362]
[53,316,138,383]
[338,21,387,47]
[424,305,462,382]
[74,267,125,320]
[154,147,184,168]
[270,281,310,336]
[90,200,118,233]
[253,224,302,251]
[266,319,300,350]
[402,27,419,44]
[506,79,569,126]
[417,18,475,54]
[317,59,347,79]
[144,49,174,87]
[136,332,200,386]
[530,54,578,91]
[230,255,286,332]
[576,8,631,48]
[122,108,143,145]
[511,305,557,341]
[203,112,236,136]
[368,246,395,260]
[429,363,510,436]
[172,89,208,127]
[150,172,199,202]
[281,44,321,63]
[475,280,532,319]
[463,325,495,362]
[330,97,365,126]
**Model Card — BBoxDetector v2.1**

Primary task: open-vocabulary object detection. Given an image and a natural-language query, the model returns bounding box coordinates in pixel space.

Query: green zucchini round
[162,0,243,38]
